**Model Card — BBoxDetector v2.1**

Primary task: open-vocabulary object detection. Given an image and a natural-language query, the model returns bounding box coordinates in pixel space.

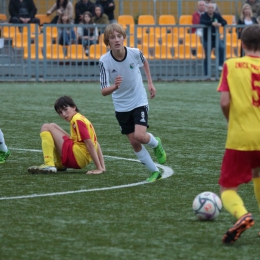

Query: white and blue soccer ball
[192,191,222,220]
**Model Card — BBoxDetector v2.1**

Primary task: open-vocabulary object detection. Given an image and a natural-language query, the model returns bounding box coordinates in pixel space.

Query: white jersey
[99,47,148,112]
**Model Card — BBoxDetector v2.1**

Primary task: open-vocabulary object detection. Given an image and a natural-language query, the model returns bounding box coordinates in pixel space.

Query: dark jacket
[95,0,115,21]
[9,0,37,19]
[74,0,95,24]
[200,12,227,42]
[237,17,258,38]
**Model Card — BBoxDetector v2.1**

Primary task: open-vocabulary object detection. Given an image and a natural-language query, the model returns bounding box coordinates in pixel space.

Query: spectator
[95,0,116,24]
[205,0,221,14]
[74,0,95,24]
[58,13,76,46]
[77,11,98,55]
[244,0,260,18]
[192,0,206,36]
[93,4,109,34]
[237,4,258,56]
[9,0,40,25]
[200,3,227,75]
[47,0,74,24]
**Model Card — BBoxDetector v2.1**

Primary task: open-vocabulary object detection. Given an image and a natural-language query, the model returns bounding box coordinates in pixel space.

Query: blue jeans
[59,29,76,46]
[203,39,224,75]
[82,39,96,49]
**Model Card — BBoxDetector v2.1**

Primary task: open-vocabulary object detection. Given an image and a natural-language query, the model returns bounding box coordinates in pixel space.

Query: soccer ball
[192,191,222,220]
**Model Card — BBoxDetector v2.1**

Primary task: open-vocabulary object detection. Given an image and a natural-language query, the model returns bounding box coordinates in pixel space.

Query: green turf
[0,82,259,260]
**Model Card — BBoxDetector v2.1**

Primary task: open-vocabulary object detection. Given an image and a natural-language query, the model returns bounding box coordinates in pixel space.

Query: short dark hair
[54,96,79,114]
[241,24,260,52]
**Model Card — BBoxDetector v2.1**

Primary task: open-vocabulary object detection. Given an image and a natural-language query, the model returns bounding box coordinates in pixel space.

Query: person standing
[192,0,206,36]
[74,0,95,24]
[217,24,260,244]
[9,0,40,25]
[99,23,166,182]
[200,3,227,75]
[244,0,260,18]
[0,129,10,164]
[95,0,116,24]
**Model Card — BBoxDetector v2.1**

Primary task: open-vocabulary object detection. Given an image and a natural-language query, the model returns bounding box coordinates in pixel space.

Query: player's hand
[114,76,122,89]
[148,83,156,99]
[86,169,104,174]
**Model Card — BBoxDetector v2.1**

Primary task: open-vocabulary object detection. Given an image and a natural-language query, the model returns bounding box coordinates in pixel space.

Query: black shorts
[115,106,149,135]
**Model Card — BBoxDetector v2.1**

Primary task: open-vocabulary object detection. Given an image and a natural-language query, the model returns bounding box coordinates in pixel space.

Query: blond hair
[103,23,127,46]
[240,4,253,21]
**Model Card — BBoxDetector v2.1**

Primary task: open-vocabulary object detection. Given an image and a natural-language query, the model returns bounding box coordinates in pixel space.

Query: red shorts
[61,136,81,169]
[219,149,260,188]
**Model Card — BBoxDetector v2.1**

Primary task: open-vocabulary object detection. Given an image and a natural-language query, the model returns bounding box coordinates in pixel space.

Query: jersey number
[251,73,260,107]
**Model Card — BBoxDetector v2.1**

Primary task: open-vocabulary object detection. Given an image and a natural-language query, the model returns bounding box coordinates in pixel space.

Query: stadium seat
[23,44,44,60]
[225,33,240,48]
[35,14,51,26]
[2,26,20,38]
[184,33,203,48]
[137,15,155,37]
[161,33,180,48]
[46,44,65,59]
[66,44,88,60]
[137,44,154,59]
[89,44,108,59]
[0,14,8,21]
[118,15,135,36]
[220,15,236,35]
[36,33,53,48]
[155,45,174,59]
[226,45,238,59]
[156,15,176,36]
[124,35,135,47]
[45,26,58,40]
[140,33,159,47]
[12,33,31,48]
[22,23,41,38]
[174,45,196,59]
[178,15,193,38]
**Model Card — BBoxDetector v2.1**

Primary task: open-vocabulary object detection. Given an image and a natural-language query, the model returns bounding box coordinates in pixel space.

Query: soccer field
[0,82,259,260]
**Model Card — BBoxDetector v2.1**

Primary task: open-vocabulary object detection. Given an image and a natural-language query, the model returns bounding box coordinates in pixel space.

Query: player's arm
[97,142,106,171]
[220,92,230,121]
[84,139,105,174]
[101,76,122,96]
[143,59,156,99]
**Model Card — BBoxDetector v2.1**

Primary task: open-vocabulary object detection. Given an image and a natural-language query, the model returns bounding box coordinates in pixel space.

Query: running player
[28,96,105,174]
[0,129,11,163]
[217,24,260,244]
[99,23,166,182]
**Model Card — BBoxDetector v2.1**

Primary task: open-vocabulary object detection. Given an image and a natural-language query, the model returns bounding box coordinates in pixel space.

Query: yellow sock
[221,190,248,219]
[53,148,63,168]
[40,131,55,166]
[253,177,260,211]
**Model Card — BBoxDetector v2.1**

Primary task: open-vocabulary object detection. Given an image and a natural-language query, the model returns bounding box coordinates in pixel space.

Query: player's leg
[252,168,260,211]
[220,149,254,244]
[28,123,67,173]
[0,129,10,163]
[97,142,106,171]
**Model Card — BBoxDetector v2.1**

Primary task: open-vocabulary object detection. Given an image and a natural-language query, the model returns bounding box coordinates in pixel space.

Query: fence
[0,22,245,82]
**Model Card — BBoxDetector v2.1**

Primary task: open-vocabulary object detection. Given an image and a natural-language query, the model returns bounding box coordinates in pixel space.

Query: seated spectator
[238,3,258,56]
[205,0,220,14]
[9,0,40,25]
[77,11,98,55]
[58,13,76,46]
[192,1,206,36]
[200,3,227,75]
[244,0,260,18]
[95,0,116,24]
[47,0,74,24]
[74,0,95,24]
[93,4,109,33]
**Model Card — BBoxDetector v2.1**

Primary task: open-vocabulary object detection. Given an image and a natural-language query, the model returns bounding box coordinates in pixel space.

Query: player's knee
[40,123,55,132]
[134,132,146,144]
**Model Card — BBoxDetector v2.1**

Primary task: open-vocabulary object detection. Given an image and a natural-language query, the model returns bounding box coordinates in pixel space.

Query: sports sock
[0,129,8,152]
[40,131,55,166]
[221,190,248,219]
[146,133,158,148]
[53,148,63,168]
[134,145,159,172]
[253,177,260,211]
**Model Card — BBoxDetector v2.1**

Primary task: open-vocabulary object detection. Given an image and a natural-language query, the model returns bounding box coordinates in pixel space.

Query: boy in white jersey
[217,24,260,244]
[28,96,105,174]
[99,23,166,182]
[0,129,11,163]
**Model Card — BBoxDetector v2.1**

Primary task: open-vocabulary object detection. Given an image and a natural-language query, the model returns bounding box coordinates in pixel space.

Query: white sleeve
[99,59,110,89]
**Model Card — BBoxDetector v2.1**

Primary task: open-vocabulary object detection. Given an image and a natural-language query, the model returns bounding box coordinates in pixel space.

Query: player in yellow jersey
[217,24,260,244]
[28,96,105,174]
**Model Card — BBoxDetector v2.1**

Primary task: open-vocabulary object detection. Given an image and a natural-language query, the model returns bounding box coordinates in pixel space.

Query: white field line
[0,148,174,200]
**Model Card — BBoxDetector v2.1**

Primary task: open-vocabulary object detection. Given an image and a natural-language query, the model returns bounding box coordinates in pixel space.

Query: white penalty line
[0,148,174,200]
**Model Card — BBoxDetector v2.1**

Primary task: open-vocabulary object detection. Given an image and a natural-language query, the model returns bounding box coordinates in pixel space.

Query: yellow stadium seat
[161,33,180,48]
[184,33,203,48]
[140,33,159,47]
[35,14,51,25]
[23,23,41,38]
[36,33,53,48]
[23,44,44,60]
[178,15,193,38]
[46,44,65,59]
[12,33,31,48]
[124,35,135,47]
[225,33,240,48]
[156,15,176,36]
[137,44,154,59]
[2,26,20,38]
[89,44,108,59]
[45,26,58,40]
[226,45,238,59]
[155,45,174,59]
[0,14,8,21]
[118,15,135,35]
[174,45,195,59]
[66,44,88,60]
[137,15,155,37]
